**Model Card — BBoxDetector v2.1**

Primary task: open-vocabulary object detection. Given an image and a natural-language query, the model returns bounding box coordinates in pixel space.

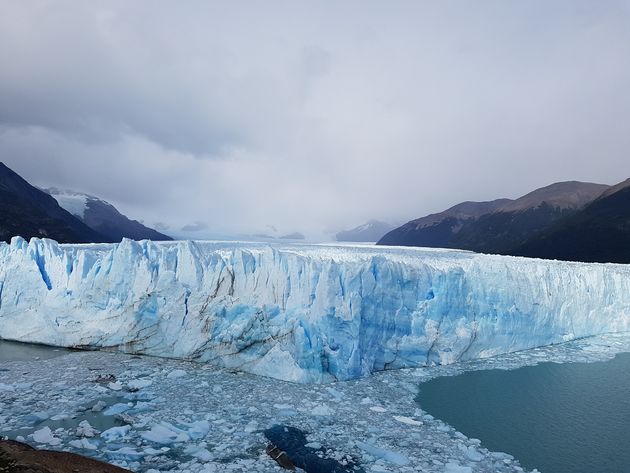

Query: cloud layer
[1,1,629,238]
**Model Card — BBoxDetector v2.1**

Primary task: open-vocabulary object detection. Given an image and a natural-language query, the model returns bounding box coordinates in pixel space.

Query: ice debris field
[2,331,630,472]
[1,237,630,383]
[2,238,630,472]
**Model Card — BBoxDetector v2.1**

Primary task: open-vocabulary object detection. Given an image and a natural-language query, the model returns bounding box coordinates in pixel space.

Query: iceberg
[1,237,629,383]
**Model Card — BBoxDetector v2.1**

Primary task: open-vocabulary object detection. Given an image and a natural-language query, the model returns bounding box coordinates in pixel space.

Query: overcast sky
[1,1,629,239]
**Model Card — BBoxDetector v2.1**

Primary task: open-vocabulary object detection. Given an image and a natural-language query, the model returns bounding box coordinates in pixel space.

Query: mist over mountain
[336,220,395,243]
[0,162,171,244]
[0,162,104,243]
[46,188,172,242]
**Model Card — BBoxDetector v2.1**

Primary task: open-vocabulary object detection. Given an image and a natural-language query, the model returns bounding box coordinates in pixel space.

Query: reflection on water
[417,352,630,473]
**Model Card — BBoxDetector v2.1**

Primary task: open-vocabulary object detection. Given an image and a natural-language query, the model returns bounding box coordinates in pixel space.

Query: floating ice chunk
[393,415,423,426]
[311,404,334,416]
[166,369,187,379]
[490,451,514,461]
[444,463,473,473]
[184,420,210,440]
[326,387,344,401]
[50,413,70,421]
[106,446,145,459]
[356,441,409,466]
[101,425,131,442]
[369,406,387,413]
[108,381,123,391]
[465,446,484,462]
[76,420,100,437]
[25,411,50,423]
[69,438,98,450]
[128,378,153,390]
[142,425,177,444]
[184,444,213,462]
[91,400,107,412]
[144,447,170,456]
[32,427,60,446]
[273,403,293,410]
[142,423,189,444]
[103,403,132,416]
[244,420,258,433]
[128,401,153,414]
[0,383,14,392]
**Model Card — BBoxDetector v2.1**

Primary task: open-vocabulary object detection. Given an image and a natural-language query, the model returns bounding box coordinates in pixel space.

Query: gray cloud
[1,1,630,239]
[181,221,209,233]
[153,222,171,232]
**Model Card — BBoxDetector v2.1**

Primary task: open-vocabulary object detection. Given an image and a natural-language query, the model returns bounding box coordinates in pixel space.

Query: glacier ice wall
[1,237,630,383]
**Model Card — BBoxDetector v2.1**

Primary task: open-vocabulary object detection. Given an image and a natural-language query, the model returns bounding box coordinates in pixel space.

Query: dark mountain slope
[512,181,630,263]
[0,162,106,243]
[47,188,172,242]
[450,182,609,254]
[378,181,609,254]
[378,199,511,247]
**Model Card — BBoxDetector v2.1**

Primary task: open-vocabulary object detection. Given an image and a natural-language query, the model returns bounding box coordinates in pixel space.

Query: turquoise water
[416,353,630,473]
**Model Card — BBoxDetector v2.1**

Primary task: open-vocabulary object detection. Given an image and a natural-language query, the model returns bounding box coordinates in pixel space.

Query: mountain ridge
[336,220,395,243]
[511,182,630,263]
[0,162,106,243]
[46,188,172,242]
[378,180,615,260]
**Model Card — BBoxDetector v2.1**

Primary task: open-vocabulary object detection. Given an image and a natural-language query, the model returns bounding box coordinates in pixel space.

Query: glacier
[0,236,629,383]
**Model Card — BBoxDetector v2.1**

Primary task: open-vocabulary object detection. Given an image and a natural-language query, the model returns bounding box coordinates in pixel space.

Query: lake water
[0,339,71,362]
[416,352,630,473]
[0,340,127,439]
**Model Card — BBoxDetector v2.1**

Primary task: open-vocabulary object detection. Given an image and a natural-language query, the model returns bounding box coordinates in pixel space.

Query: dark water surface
[0,339,71,362]
[417,353,630,473]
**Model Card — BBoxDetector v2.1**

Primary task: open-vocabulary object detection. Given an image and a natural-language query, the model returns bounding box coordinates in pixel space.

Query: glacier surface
[1,237,629,383]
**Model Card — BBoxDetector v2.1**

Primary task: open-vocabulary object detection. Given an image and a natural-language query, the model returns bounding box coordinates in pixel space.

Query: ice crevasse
[1,237,629,383]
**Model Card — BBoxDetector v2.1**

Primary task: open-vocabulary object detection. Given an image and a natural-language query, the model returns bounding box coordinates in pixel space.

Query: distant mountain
[511,179,630,263]
[447,181,610,254]
[279,232,305,240]
[336,220,395,243]
[378,199,510,247]
[0,162,103,243]
[46,188,172,242]
[378,181,610,255]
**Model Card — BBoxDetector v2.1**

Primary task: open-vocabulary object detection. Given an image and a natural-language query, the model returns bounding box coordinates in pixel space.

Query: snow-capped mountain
[2,238,629,383]
[0,162,102,244]
[46,188,172,242]
[336,220,395,243]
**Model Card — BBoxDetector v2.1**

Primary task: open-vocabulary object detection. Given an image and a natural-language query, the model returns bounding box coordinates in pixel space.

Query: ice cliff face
[1,237,629,383]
